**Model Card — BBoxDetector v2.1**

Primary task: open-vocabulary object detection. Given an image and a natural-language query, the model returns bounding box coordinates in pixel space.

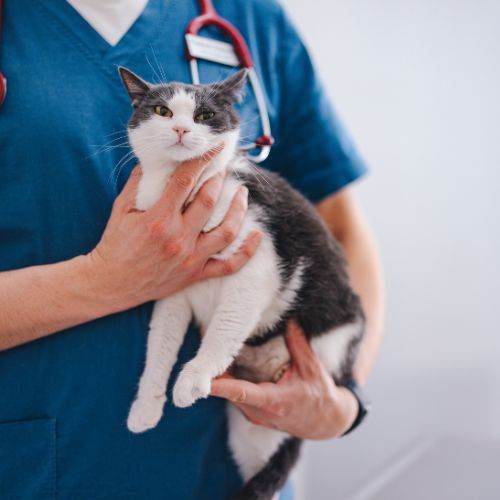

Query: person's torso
[0,0,286,498]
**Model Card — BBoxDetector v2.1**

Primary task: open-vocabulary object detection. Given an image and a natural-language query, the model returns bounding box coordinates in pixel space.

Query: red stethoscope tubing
[0,0,6,105]
[186,0,253,69]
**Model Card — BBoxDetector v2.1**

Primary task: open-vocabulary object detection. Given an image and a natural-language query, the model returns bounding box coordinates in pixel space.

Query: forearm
[316,189,385,386]
[0,255,120,351]
[340,221,384,385]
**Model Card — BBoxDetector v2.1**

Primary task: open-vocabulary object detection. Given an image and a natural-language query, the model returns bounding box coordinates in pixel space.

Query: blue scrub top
[0,1,367,499]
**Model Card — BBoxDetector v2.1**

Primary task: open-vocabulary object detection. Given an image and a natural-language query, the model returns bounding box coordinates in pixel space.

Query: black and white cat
[119,67,364,500]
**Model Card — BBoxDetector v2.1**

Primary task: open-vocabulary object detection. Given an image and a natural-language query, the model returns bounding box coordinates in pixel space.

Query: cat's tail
[231,437,302,500]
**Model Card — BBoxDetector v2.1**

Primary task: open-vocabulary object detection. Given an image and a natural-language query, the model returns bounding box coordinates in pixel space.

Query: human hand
[211,322,359,440]
[83,150,262,312]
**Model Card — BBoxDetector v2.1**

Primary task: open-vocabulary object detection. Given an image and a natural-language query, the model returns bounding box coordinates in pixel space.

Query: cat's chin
[165,144,218,163]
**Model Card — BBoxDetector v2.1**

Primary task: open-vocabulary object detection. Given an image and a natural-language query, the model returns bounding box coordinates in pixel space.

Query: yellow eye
[195,110,215,122]
[154,106,173,117]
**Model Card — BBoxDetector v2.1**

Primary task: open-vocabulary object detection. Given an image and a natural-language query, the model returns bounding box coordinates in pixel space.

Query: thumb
[114,165,142,213]
[285,321,318,379]
[211,377,270,408]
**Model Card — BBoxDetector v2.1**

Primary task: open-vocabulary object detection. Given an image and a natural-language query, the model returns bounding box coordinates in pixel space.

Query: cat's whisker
[103,128,129,138]
[86,135,132,157]
[150,44,168,83]
[145,51,162,84]
[91,131,169,160]
[108,151,136,187]
[107,138,169,186]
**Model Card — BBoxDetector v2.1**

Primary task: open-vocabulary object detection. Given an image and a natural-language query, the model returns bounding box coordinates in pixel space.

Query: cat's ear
[118,67,150,106]
[213,69,248,103]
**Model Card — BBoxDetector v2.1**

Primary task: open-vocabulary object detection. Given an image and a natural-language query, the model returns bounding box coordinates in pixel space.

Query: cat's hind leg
[127,293,191,433]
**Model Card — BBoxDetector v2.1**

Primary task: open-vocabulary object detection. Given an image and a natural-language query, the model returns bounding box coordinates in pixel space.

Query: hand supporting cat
[211,322,360,440]
[89,152,262,311]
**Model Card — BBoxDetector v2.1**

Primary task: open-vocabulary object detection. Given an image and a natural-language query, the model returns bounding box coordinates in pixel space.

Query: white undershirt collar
[67,0,149,46]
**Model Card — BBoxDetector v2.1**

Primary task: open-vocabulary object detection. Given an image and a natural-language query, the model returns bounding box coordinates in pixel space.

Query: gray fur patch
[118,67,248,133]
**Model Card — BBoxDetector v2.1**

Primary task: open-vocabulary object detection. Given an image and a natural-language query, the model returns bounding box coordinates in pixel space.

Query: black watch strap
[338,378,371,436]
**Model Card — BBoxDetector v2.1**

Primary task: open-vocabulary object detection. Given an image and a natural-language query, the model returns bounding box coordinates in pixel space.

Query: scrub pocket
[0,418,56,500]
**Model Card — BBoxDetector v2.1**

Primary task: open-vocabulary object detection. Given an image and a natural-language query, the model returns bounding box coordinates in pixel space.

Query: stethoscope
[186,0,273,162]
[0,0,273,162]
[0,0,6,106]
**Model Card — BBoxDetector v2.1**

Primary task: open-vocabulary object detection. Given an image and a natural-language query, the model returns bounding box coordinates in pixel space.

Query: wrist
[74,252,133,316]
[308,384,359,440]
[334,386,360,436]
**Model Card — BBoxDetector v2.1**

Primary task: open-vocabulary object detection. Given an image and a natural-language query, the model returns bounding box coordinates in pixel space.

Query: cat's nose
[173,127,190,141]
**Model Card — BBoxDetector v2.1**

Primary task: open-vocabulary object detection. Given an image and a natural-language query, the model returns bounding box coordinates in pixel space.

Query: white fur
[126,90,360,492]
[256,258,306,336]
[310,321,364,377]
[227,404,288,481]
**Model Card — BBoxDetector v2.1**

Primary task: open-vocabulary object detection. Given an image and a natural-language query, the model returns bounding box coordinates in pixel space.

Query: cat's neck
[135,132,239,211]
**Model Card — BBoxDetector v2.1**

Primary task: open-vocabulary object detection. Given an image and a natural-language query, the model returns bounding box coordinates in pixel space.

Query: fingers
[183,172,225,232]
[285,321,318,379]
[196,185,248,256]
[114,165,142,213]
[198,231,262,280]
[150,145,223,216]
[211,376,290,424]
[210,377,270,408]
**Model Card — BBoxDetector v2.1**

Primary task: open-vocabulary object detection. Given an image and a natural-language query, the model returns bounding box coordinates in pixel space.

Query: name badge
[185,34,240,67]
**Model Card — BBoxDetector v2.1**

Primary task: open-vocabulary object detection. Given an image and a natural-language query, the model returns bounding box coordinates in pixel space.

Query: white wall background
[282,1,500,498]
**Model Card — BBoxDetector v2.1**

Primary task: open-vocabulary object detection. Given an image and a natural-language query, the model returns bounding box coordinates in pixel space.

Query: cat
[118,66,364,500]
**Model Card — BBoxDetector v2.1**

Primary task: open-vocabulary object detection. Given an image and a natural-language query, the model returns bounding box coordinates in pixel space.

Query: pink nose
[173,127,190,141]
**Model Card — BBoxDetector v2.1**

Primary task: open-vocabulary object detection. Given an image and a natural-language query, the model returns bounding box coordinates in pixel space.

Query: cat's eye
[194,110,215,122]
[154,105,173,118]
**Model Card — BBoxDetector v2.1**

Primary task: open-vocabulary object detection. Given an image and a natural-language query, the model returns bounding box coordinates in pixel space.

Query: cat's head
[118,67,247,166]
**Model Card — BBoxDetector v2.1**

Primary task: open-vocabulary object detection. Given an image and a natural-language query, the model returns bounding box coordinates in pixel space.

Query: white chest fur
[135,153,259,262]
[135,167,172,211]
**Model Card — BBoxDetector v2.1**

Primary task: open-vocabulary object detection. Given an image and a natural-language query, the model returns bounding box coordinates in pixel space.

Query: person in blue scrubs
[0,1,384,499]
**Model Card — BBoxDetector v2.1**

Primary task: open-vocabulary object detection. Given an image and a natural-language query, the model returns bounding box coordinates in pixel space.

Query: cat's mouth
[169,142,190,150]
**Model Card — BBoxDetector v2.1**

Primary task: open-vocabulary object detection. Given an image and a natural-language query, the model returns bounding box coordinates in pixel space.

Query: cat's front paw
[127,394,166,433]
[173,365,212,408]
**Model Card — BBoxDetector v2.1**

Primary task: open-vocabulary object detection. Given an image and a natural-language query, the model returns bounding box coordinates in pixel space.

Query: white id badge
[185,34,240,67]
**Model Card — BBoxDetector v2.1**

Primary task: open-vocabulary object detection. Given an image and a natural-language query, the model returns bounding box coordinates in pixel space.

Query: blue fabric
[0,0,366,498]
[279,480,294,500]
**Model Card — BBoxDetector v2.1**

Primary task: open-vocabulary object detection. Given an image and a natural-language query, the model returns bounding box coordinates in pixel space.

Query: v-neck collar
[37,0,171,65]
[66,0,149,47]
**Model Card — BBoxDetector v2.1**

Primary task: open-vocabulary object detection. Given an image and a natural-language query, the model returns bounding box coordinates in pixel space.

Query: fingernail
[239,186,248,198]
